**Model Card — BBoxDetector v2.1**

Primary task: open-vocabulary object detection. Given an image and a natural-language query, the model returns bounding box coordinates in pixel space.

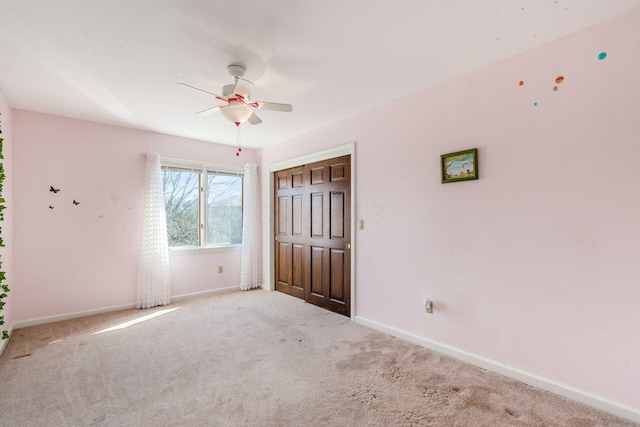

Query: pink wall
[13,111,255,320]
[259,11,640,411]
[0,91,14,340]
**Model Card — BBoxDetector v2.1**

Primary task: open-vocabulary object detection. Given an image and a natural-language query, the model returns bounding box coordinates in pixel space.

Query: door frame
[262,142,356,319]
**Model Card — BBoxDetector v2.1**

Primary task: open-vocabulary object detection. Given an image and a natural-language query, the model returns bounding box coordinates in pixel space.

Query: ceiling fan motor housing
[222,84,235,98]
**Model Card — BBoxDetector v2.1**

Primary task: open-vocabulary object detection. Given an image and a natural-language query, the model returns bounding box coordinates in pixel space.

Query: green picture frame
[441,148,478,183]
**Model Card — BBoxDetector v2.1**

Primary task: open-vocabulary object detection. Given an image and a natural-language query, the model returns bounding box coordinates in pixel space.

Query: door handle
[346,243,351,249]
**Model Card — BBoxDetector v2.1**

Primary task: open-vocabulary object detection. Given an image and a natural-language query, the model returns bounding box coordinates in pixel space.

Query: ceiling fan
[178,64,293,127]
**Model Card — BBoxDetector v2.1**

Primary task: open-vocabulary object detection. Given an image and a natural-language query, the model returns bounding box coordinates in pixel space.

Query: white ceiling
[1,0,640,149]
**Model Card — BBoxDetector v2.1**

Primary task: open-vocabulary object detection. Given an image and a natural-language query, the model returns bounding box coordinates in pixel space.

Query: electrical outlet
[424,298,433,314]
[218,266,223,274]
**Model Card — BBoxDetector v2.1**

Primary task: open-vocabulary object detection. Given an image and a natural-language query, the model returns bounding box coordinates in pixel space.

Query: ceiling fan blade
[177,83,225,101]
[254,101,293,112]
[247,112,262,125]
[195,105,221,116]
[233,77,254,99]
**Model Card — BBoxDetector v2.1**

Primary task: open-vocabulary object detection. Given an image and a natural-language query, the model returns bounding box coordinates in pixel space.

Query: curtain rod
[140,153,246,173]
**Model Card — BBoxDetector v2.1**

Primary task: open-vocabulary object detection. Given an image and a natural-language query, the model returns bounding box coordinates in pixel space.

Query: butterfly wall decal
[49,186,60,193]
[73,200,80,205]
[49,205,54,209]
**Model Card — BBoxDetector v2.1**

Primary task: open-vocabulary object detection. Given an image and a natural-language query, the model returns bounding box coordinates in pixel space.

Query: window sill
[168,244,242,256]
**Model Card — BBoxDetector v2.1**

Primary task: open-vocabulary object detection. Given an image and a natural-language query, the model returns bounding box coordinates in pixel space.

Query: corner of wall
[0,88,14,355]
[0,323,14,356]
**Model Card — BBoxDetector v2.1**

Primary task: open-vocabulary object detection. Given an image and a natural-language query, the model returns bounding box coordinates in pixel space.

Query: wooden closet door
[274,166,305,299]
[273,155,351,316]
[303,156,351,316]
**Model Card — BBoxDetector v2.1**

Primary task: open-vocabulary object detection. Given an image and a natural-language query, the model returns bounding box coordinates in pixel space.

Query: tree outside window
[162,164,242,248]
[207,172,242,245]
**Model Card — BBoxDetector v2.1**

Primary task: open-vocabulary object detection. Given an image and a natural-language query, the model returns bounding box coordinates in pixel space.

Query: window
[162,161,243,249]
[206,171,243,245]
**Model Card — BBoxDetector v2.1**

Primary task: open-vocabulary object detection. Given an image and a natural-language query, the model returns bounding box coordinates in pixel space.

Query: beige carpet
[0,290,635,427]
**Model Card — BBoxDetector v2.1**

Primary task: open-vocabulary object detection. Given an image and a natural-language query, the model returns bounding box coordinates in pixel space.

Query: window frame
[161,157,244,254]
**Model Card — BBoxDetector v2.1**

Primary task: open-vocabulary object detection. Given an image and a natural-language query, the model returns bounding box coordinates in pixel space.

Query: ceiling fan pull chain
[235,123,242,156]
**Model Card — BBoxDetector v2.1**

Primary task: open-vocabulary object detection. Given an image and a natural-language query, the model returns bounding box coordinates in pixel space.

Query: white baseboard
[171,285,240,302]
[13,286,242,330]
[13,303,137,329]
[354,315,640,425]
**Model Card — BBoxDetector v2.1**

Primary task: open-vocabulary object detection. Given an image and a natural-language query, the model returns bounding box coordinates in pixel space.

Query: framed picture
[441,148,478,183]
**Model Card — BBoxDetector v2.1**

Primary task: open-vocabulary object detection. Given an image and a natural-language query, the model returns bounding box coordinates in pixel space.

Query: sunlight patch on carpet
[92,307,182,335]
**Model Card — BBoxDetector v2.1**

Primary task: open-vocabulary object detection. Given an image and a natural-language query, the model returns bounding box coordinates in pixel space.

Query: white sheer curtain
[137,152,171,308]
[240,163,260,290]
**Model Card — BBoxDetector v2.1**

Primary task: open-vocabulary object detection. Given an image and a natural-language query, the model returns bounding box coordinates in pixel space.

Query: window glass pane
[207,173,243,245]
[162,167,200,247]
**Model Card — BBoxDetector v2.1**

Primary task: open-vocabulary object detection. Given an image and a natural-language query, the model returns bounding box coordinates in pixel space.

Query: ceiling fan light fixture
[220,101,253,125]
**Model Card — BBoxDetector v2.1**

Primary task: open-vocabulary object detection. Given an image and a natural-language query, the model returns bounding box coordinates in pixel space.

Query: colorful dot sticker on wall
[518,80,525,86]
[598,52,607,60]
[552,86,558,91]
[555,76,564,84]
[533,102,538,106]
